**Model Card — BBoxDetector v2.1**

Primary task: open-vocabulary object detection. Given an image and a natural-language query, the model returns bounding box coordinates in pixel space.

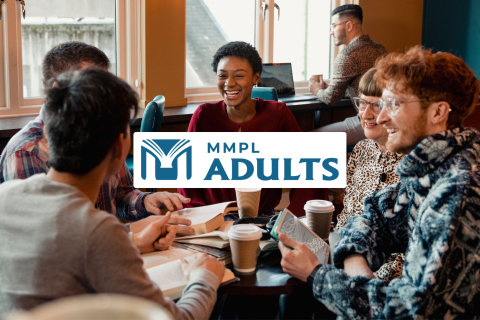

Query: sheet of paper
[141,247,194,269]
[174,237,230,249]
[146,255,236,300]
[217,221,234,233]
[146,255,196,300]
[175,230,230,241]
[171,201,234,225]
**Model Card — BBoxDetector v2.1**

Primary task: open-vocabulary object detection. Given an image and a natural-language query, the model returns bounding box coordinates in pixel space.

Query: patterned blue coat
[312,127,480,319]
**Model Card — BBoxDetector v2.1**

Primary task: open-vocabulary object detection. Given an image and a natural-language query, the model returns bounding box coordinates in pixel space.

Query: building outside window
[21,0,116,98]
[186,0,331,90]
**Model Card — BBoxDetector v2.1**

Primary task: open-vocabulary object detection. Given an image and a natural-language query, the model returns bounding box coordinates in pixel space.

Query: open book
[274,209,330,265]
[172,202,238,236]
[144,252,236,300]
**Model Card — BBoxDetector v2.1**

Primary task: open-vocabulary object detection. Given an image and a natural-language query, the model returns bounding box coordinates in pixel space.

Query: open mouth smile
[225,90,240,100]
[386,128,398,136]
[364,121,378,129]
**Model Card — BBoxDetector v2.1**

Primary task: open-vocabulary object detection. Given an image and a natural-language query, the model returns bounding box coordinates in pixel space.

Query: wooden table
[211,250,309,319]
[219,250,307,296]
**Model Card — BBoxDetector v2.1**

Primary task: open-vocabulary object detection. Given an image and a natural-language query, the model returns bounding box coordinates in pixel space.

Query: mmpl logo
[140,139,192,180]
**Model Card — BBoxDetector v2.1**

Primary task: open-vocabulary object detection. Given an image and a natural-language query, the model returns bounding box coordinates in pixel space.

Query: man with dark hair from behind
[309,4,387,147]
[0,68,225,319]
[41,41,111,88]
[0,41,195,248]
[280,46,480,318]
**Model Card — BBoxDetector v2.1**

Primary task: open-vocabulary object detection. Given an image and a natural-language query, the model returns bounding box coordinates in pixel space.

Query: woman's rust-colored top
[178,98,327,216]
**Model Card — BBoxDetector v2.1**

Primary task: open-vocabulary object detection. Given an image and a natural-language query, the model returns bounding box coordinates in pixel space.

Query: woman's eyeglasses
[355,97,427,117]
[353,97,381,113]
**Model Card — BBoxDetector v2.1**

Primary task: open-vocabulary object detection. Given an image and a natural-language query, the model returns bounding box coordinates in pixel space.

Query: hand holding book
[278,232,321,282]
[143,191,192,214]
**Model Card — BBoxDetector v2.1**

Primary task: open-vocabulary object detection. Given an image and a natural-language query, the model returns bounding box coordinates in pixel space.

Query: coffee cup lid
[235,188,261,192]
[228,224,263,241]
[304,200,335,213]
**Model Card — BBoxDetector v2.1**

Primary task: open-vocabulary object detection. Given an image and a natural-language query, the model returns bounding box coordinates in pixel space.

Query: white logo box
[133,132,346,188]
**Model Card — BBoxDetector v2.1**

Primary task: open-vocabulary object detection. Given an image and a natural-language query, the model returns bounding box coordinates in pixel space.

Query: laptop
[257,63,319,103]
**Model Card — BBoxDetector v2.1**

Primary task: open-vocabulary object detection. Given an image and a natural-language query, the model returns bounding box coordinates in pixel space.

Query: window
[0,0,140,118]
[273,0,330,82]
[185,0,331,101]
[21,1,116,98]
[186,0,256,88]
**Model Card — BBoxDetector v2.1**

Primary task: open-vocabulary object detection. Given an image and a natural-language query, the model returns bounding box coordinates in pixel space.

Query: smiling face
[216,56,260,108]
[358,94,388,148]
[377,86,429,154]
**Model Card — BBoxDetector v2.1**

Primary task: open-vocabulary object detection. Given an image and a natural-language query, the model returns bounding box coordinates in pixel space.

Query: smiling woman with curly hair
[178,41,327,217]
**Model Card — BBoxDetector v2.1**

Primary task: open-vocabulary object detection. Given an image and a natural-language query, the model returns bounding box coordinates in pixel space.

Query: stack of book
[140,202,280,299]
[172,242,232,265]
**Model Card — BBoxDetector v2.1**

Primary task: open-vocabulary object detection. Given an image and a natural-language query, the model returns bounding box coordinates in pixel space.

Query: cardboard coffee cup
[228,225,262,273]
[235,188,261,218]
[304,200,335,239]
[311,74,323,82]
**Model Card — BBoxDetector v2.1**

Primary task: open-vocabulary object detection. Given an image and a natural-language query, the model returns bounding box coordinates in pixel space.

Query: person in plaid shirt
[0,42,192,240]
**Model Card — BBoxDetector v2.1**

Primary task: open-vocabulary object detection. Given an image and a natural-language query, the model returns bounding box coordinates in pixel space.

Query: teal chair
[126,95,165,185]
[251,87,278,101]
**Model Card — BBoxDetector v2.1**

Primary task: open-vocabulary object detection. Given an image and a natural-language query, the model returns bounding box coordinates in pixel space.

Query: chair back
[140,95,166,132]
[251,87,278,102]
[462,103,480,131]
[5,294,173,320]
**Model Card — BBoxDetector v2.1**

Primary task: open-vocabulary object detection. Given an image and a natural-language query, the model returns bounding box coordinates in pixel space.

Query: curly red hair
[375,45,480,129]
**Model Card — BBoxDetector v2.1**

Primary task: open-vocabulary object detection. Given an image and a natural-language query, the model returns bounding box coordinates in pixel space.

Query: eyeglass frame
[330,21,353,31]
[353,97,381,113]
[378,98,427,117]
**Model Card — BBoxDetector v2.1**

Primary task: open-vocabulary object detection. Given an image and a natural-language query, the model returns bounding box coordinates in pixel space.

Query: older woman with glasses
[334,67,405,285]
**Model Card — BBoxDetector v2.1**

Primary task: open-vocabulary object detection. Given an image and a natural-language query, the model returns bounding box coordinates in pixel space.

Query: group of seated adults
[0,28,479,320]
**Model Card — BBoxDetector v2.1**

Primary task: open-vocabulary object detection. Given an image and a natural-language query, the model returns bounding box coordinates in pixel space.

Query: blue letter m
[141,139,192,180]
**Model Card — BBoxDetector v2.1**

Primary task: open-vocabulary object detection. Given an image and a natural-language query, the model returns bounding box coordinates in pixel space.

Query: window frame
[0,0,141,118]
[185,0,329,103]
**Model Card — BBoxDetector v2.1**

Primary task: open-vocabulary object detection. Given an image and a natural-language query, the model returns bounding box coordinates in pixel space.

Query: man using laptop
[309,4,386,146]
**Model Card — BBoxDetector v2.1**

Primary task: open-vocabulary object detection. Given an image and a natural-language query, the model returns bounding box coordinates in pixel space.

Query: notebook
[257,63,319,103]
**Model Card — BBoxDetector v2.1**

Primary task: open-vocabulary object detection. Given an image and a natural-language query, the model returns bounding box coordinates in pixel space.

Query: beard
[386,111,430,155]
[334,30,346,46]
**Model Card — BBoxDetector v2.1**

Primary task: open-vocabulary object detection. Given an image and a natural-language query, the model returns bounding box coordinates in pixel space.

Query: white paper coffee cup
[235,188,261,218]
[228,224,262,273]
[304,200,335,239]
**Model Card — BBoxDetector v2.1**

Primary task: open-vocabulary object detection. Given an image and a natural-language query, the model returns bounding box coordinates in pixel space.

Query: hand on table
[144,191,191,214]
[129,214,194,235]
[343,254,375,279]
[180,253,225,283]
[308,78,327,95]
[278,233,321,282]
[132,211,178,253]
